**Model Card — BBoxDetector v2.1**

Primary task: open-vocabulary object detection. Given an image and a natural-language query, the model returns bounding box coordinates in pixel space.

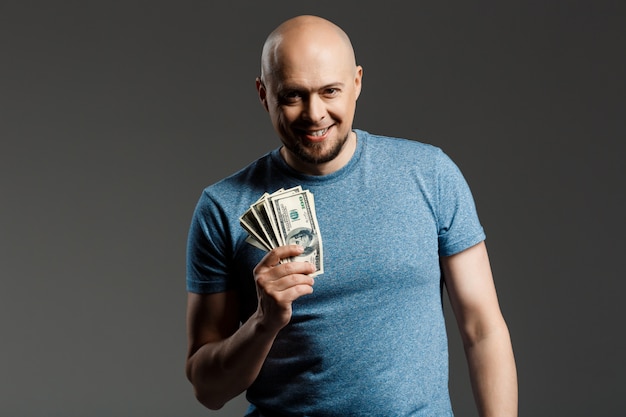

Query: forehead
[263,29,355,89]
[270,49,353,91]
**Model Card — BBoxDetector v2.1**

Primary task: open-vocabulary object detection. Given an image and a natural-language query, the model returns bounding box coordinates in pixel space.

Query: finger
[274,260,317,281]
[256,245,305,271]
[274,281,315,301]
[256,261,316,292]
[260,274,315,308]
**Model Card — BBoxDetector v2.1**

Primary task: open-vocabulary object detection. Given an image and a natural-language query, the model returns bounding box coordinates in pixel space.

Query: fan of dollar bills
[240,186,323,276]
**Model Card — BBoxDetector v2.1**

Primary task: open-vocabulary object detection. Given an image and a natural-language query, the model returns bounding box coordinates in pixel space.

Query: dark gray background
[1,1,624,416]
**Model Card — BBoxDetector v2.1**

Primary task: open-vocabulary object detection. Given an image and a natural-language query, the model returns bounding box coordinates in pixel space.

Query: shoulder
[202,152,274,200]
[190,152,278,226]
[358,129,447,160]
[356,129,454,171]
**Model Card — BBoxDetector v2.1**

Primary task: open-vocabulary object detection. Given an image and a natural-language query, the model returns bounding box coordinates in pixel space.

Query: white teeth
[310,128,327,137]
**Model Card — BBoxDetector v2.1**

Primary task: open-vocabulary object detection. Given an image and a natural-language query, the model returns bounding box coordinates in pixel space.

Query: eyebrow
[278,82,346,94]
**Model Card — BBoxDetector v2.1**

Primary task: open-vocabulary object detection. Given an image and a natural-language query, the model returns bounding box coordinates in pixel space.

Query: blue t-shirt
[187,130,485,416]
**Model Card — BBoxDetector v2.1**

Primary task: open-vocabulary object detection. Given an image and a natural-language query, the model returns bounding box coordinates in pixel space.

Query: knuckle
[287,273,300,287]
[255,273,272,289]
[281,262,297,276]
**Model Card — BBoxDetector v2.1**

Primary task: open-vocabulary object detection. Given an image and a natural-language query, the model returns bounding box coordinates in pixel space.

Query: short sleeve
[186,190,232,294]
[435,150,486,256]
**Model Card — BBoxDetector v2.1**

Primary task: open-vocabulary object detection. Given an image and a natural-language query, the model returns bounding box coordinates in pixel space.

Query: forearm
[464,322,518,417]
[186,311,279,410]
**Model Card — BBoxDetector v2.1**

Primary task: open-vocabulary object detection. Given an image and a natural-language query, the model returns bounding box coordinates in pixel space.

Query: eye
[280,90,303,104]
[323,87,339,97]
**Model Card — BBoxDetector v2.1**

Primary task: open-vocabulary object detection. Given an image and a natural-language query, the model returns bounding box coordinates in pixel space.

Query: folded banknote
[240,186,323,276]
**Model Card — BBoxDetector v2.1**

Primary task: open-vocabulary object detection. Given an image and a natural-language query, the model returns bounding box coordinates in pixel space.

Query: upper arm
[441,241,506,346]
[186,290,240,360]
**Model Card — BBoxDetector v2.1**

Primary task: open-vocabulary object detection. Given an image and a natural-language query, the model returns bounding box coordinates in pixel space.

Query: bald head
[260,15,357,82]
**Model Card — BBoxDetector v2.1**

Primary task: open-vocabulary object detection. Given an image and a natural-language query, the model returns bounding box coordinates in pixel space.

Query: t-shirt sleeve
[186,190,232,294]
[435,150,486,257]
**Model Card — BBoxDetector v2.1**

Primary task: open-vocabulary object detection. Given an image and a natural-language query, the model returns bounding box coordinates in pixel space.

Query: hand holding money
[253,245,317,331]
[240,187,324,276]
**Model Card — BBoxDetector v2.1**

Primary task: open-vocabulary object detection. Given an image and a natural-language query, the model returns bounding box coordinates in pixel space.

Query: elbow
[186,359,230,411]
[193,387,227,411]
[188,374,229,410]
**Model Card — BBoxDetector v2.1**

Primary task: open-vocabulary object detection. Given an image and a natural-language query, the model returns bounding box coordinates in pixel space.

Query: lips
[302,127,331,142]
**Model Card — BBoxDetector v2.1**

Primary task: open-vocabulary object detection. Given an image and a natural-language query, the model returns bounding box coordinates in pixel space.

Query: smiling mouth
[309,128,328,137]
[301,127,331,141]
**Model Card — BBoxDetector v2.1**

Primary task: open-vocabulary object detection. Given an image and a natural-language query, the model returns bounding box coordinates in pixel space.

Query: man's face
[258,39,362,174]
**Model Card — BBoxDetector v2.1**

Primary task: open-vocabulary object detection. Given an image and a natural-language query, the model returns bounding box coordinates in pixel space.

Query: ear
[256,77,269,112]
[354,66,363,100]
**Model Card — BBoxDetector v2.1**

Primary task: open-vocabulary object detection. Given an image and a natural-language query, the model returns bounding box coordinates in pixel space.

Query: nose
[302,94,326,123]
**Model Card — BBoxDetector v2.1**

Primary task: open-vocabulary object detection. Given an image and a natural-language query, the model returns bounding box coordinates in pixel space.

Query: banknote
[239,187,323,276]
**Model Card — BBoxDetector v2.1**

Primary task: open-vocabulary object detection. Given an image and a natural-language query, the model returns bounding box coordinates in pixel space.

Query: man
[185,15,517,417]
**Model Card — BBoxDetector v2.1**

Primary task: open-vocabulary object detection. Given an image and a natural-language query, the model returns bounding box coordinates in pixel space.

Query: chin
[300,144,343,165]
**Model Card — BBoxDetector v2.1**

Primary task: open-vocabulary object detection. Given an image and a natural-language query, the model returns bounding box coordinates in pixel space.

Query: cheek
[329,99,354,121]
[273,107,298,127]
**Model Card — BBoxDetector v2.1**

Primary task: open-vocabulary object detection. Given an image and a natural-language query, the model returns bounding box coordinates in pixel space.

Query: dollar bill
[270,189,323,275]
[240,187,323,276]
[240,207,272,251]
